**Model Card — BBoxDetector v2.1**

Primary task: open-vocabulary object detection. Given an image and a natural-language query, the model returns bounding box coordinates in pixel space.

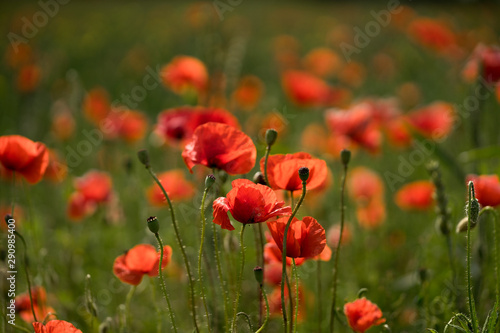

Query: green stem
[317,260,322,332]
[264,145,271,186]
[198,188,212,332]
[212,217,230,328]
[254,225,263,326]
[281,180,307,332]
[146,166,199,332]
[231,224,247,332]
[255,284,270,333]
[149,278,162,333]
[330,161,348,333]
[154,233,178,333]
[14,230,37,323]
[478,207,500,303]
[285,268,294,333]
[125,285,136,329]
[466,183,479,332]
[292,258,299,333]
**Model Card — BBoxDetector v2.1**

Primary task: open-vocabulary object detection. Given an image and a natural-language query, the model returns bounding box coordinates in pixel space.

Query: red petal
[112,254,144,286]
[213,197,234,230]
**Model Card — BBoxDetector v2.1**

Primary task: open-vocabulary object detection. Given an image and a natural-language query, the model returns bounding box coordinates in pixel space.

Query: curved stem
[292,258,299,333]
[466,184,479,332]
[330,161,348,332]
[198,188,212,332]
[231,224,247,332]
[478,206,500,303]
[125,285,136,329]
[255,284,270,333]
[154,233,178,333]
[149,278,162,333]
[146,166,199,332]
[281,180,307,332]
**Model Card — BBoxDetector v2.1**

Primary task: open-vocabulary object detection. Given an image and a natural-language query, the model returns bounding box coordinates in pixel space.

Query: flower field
[1,1,500,332]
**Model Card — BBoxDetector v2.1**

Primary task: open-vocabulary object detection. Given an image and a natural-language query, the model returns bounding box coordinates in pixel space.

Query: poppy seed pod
[340,149,351,166]
[299,167,310,182]
[254,266,264,285]
[137,149,150,168]
[205,174,216,189]
[147,216,159,234]
[265,128,278,146]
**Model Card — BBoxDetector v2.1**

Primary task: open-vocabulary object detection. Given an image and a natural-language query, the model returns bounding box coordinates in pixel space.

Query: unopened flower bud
[253,172,266,185]
[254,266,264,285]
[147,216,159,234]
[456,216,477,233]
[137,149,150,168]
[205,174,216,189]
[265,129,278,146]
[298,167,309,182]
[340,149,351,167]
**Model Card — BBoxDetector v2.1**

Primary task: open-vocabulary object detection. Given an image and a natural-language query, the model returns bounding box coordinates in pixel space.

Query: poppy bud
[137,149,150,168]
[4,214,13,225]
[254,266,264,285]
[456,216,476,233]
[265,128,278,146]
[147,216,159,234]
[253,171,266,185]
[205,174,216,189]
[468,181,480,224]
[298,167,310,182]
[340,149,351,167]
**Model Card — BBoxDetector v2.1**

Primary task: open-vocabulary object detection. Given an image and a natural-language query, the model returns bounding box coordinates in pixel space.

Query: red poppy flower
[232,75,264,110]
[344,297,385,333]
[113,244,172,285]
[74,170,112,203]
[395,181,435,211]
[16,64,41,93]
[282,70,330,107]
[155,106,240,146]
[302,48,341,78]
[356,198,386,229]
[264,241,305,267]
[347,167,384,203]
[212,179,291,231]
[263,261,283,286]
[0,135,49,184]
[147,170,195,206]
[462,44,500,84]
[384,117,412,148]
[327,223,352,248]
[16,287,56,324]
[67,192,96,221]
[161,56,208,95]
[33,320,82,333]
[325,105,382,154]
[407,102,454,139]
[407,18,457,54]
[268,285,306,321]
[467,174,500,207]
[182,123,256,175]
[51,109,75,141]
[83,87,111,125]
[103,109,148,143]
[260,152,328,192]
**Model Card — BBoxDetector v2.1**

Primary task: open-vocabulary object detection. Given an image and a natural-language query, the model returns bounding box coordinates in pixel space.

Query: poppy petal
[213,197,234,230]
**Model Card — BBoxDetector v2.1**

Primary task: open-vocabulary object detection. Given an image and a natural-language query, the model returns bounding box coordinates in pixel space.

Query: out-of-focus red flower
[325,105,382,154]
[263,261,283,286]
[51,109,75,141]
[344,297,385,333]
[16,64,41,93]
[384,117,412,148]
[302,48,341,78]
[407,102,454,139]
[16,287,56,324]
[83,87,111,125]
[232,75,264,110]
[395,181,435,211]
[347,167,384,202]
[407,18,457,54]
[155,106,239,146]
[33,320,83,333]
[338,61,366,88]
[67,192,96,221]
[282,70,330,107]
[74,170,112,203]
[267,216,326,258]
[212,179,291,231]
[313,243,332,261]
[268,285,306,320]
[104,109,148,143]
[182,122,256,175]
[462,44,500,84]
[0,135,49,184]
[467,174,500,207]
[44,149,68,183]
[327,223,352,248]
[161,56,208,95]
[260,152,328,192]
[113,244,172,285]
[147,170,195,206]
[356,198,386,229]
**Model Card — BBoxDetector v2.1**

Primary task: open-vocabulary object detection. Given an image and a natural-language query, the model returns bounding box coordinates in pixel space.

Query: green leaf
[481,301,499,333]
